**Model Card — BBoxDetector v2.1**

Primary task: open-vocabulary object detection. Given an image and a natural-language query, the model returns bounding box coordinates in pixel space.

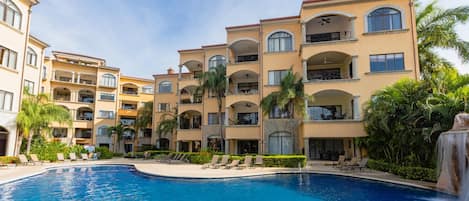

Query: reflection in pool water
[0,165,457,201]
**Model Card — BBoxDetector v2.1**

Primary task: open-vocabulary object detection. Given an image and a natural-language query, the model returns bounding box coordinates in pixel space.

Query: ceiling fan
[318,17,331,26]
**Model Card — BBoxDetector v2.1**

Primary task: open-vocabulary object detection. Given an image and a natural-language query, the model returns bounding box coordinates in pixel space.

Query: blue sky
[30,0,469,79]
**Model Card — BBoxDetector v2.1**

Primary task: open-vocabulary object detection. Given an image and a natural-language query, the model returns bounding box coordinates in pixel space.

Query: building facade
[152,0,419,160]
[0,0,42,156]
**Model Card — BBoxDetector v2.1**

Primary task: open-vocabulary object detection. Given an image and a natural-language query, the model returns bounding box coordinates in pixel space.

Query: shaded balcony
[52,128,68,138]
[305,51,357,82]
[304,14,355,44]
[78,89,94,103]
[122,83,139,95]
[227,101,259,126]
[76,73,97,85]
[180,85,202,104]
[53,87,71,102]
[306,90,360,121]
[76,107,93,121]
[120,117,136,126]
[53,70,73,82]
[228,70,259,95]
[179,110,202,129]
[75,128,92,139]
[228,39,259,64]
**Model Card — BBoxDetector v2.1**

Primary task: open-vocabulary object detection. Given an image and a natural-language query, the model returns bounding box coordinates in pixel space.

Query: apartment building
[154,0,419,160]
[0,0,42,156]
[117,75,154,153]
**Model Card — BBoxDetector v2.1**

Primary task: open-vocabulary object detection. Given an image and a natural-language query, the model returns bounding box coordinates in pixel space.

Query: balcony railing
[75,132,92,138]
[76,114,93,121]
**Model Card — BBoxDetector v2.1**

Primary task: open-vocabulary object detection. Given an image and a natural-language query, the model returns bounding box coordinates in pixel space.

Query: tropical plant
[155,110,178,149]
[260,69,311,119]
[107,123,133,153]
[17,91,72,154]
[198,64,227,152]
[134,101,153,152]
[416,0,469,77]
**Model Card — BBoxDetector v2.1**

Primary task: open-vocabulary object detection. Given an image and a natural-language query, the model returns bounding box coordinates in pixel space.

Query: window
[142,85,154,94]
[26,47,37,66]
[368,8,402,32]
[52,128,67,138]
[158,81,172,93]
[237,113,258,125]
[100,93,115,101]
[208,113,225,125]
[208,55,226,69]
[0,46,17,69]
[24,80,34,94]
[158,103,170,112]
[42,66,47,79]
[100,74,116,88]
[308,105,343,120]
[0,0,21,30]
[143,128,152,138]
[269,105,292,119]
[0,90,13,111]
[268,31,293,52]
[40,86,44,93]
[268,70,288,85]
[370,53,404,72]
[99,110,114,119]
[97,126,108,136]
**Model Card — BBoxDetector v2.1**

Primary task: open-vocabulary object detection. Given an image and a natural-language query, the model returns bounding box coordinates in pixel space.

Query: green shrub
[30,141,69,161]
[263,155,306,168]
[189,151,212,164]
[95,147,113,159]
[0,156,19,164]
[367,159,437,182]
[113,152,124,157]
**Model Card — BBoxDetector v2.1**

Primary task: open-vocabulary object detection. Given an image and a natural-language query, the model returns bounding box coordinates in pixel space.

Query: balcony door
[268,132,293,154]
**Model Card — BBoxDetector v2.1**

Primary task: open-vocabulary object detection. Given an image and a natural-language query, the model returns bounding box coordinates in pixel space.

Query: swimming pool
[0,165,457,201]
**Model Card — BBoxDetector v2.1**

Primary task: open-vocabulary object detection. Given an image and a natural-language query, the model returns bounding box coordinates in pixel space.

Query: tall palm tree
[17,91,72,154]
[156,111,178,149]
[198,64,227,152]
[134,101,153,152]
[260,69,311,119]
[416,0,469,76]
[107,123,133,153]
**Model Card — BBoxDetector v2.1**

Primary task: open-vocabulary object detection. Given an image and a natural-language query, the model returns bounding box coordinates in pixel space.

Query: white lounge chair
[19,154,34,166]
[202,155,220,169]
[69,153,78,161]
[30,154,43,165]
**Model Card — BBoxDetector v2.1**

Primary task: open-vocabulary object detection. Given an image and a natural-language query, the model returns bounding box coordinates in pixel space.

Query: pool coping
[0,162,450,195]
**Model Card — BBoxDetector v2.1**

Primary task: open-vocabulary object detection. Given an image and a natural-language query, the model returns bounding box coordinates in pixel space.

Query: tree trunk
[26,131,32,155]
[16,133,23,156]
[218,97,224,153]
[134,127,139,153]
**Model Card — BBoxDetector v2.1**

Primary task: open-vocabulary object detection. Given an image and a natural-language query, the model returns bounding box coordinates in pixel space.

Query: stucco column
[302,60,308,82]
[77,73,81,84]
[301,23,306,44]
[350,18,356,39]
[52,70,56,80]
[224,139,229,154]
[71,72,75,83]
[304,98,309,120]
[225,107,229,125]
[225,77,229,95]
[176,141,180,152]
[178,65,182,80]
[352,56,358,79]
[304,138,310,160]
[353,96,360,120]
[225,48,230,64]
[188,142,193,152]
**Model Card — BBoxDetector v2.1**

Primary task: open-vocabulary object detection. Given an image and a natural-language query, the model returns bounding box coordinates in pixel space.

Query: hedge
[187,153,306,168]
[95,147,113,159]
[367,159,437,182]
[0,156,19,164]
[30,142,87,162]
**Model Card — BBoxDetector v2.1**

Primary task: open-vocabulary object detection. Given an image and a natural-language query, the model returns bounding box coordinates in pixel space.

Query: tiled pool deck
[0,158,438,191]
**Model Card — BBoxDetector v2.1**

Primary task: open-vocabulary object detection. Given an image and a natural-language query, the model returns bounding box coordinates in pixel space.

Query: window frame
[370,52,405,72]
[158,103,170,112]
[0,0,22,30]
[267,31,293,52]
[100,74,116,88]
[26,47,37,67]
[268,70,289,86]
[0,46,17,70]
[0,90,13,111]
[99,93,115,101]
[98,110,114,119]
[158,81,172,93]
[24,79,34,94]
[367,7,403,33]
[208,55,226,69]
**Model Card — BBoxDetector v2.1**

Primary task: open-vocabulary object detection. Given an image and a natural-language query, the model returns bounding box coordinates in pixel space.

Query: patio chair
[238,155,253,169]
[69,153,78,161]
[57,153,66,162]
[333,155,346,168]
[341,157,359,170]
[19,154,34,166]
[202,155,220,169]
[352,158,369,171]
[213,155,230,169]
[30,154,43,165]
[178,154,190,163]
[157,153,175,163]
[254,155,263,167]
[81,153,89,160]
[225,160,240,169]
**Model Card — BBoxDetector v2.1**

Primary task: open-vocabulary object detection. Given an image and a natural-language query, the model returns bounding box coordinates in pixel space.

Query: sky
[30,0,469,79]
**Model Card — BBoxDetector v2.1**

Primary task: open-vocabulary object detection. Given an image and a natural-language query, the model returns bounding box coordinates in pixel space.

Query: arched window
[158,81,172,93]
[208,55,226,69]
[142,85,154,94]
[100,74,116,88]
[97,126,108,136]
[0,0,22,29]
[268,32,293,52]
[367,7,402,32]
[26,47,37,66]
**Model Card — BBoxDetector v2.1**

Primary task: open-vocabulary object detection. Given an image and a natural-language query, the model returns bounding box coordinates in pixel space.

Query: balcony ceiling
[308,52,349,65]
[230,40,258,55]
[230,70,258,80]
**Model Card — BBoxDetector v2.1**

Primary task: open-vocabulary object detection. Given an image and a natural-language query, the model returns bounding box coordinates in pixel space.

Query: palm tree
[198,64,227,152]
[416,1,469,77]
[107,123,133,153]
[156,111,178,149]
[260,69,311,119]
[17,91,72,154]
[134,101,153,152]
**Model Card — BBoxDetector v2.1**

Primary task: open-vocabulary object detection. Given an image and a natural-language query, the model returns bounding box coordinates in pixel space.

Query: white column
[352,56,358,79]
[224,139,229,154]
[301,23,306,44]
[304,98,309,120]
[71,72,75,83]
[178,65,182,80]
[302,60,308,82]
[77,73,81,84]
[225,77,229,95]
[52,70,56,80]
[225,48,230,64]
[304,138,310,160]
[353,96,360,120]
[176,141,180,152]
[225,107,229,125]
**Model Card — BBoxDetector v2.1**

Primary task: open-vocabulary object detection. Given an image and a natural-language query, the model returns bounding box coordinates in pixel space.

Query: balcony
[225,125,260,140]
[76,107,93,121]
[176,129,202,141]
[75,128,92,139]
[122,83,139,95]
[78,90,95,104]
[303,120,366,138]
[303,14,356,45]
[118,109,137,117]
[52,70,97,86]
[226,71,259,106]
[179,110,202,129]
[52,128,68,138]
[120,118,136,126]
[306,89,361,122]
[53,87,71,102]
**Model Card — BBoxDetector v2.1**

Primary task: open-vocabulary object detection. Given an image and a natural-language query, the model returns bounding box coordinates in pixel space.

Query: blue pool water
[0,165,457,201]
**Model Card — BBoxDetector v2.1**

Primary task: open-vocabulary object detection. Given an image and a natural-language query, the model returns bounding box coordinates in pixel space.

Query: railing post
[352,56,358,79]
[353,96,360,120]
